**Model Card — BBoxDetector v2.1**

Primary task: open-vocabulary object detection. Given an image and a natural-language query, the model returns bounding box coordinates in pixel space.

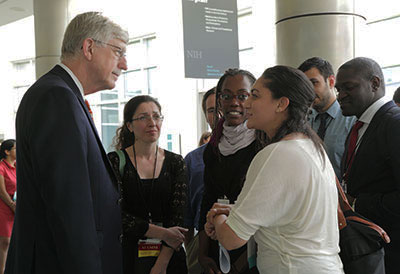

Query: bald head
[336,57,385,118]
[339,57,385,94]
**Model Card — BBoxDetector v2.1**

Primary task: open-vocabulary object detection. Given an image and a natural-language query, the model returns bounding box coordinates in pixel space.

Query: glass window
[383,65,400,99]
[127,41,143,70]
[101,103,119,124]
[125,70,143,98]
[12,60,35,88]
[101,103,119,153]
[238,13,253,50]
[145,37,157,66]
[101,90,118,101]
[362,17,400,67]
[102,125,118,153]
[358,0,400,23]
[237,0,252,10]
[145,66,158,95]
[239,48,254,72]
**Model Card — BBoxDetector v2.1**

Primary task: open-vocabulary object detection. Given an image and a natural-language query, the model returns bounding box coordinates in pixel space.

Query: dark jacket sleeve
[199,145,218,232]
[107,151,149,239]
[184,153,194,228]
[355,112,400,227]
[165,153,187,228]
[28,87,102,273]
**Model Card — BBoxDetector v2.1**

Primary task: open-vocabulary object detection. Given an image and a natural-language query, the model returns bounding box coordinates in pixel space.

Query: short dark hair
[393,87,400,103]
[202,87,216,115]
[298,57,334,80]
[339,57,385,92]
[0,139,16,160]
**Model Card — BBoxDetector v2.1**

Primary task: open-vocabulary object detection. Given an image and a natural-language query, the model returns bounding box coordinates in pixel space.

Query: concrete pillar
[275,0,366,71]
[33,0,68,79]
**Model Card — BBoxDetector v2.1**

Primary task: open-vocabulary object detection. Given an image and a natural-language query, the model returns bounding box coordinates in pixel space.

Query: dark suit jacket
[5,65,122,274]
[341,101,400,236]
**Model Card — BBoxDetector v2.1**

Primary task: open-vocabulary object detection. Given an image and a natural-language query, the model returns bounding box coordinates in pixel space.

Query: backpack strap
[115,150,126,177]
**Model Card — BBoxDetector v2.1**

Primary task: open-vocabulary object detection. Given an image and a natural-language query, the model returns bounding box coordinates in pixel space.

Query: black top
[108,149,188,274]
[199,140,260,273]
[108,149,187,240]
[199,140,259,231]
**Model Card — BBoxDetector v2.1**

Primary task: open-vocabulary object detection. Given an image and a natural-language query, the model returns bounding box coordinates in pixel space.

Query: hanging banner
[182,0,239,79]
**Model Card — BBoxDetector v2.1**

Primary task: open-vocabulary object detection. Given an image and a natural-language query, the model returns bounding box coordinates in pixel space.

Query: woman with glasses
[108,95,188,274]
[198,69,267,274]
[0,139,16,274]
[205,66,343,274]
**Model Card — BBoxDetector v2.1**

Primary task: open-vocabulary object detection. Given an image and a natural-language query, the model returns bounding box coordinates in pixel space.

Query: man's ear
[371,76,381,92]
[81,38,95,61]
[327,75,335,89]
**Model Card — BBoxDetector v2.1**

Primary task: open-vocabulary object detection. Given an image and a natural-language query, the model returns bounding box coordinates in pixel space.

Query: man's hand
[199,255,221,274]
[162,226,187,250]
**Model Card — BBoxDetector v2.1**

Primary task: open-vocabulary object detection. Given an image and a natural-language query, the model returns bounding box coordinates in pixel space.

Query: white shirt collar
[358,97,389,125]
[58,63,85,99]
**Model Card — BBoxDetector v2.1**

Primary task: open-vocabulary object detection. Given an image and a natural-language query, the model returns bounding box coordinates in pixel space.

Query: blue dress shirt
[184,144,206,230]
[309,100,356,180]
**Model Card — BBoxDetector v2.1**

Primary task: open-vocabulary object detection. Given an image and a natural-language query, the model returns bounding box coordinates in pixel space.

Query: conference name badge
[138,238,162,257]
[138,221,163,258]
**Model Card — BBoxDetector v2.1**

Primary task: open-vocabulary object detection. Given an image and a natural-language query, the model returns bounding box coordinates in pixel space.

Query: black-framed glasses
[219,93,249,102]
[92,39,126,59]
[131,114,164,123]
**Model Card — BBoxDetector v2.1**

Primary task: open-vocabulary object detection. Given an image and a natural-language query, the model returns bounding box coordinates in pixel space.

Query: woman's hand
[9,201,16,213]
[204,219,216,240]
[205,203,232,240]
[162,226,187,250]
[211,203,232,216]
[149,262,167,274]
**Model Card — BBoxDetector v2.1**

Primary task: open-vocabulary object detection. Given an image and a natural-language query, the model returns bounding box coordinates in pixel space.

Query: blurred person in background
[298,57,355,181]
[0,140,16,274]
[198,132,211,147]
[393,86,400,107]
[184,87,216,274]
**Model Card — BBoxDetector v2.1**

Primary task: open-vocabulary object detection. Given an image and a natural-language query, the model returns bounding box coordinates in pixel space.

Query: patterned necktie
[316,113,329,140]
[84,99,94,121]
[345,120,364,174]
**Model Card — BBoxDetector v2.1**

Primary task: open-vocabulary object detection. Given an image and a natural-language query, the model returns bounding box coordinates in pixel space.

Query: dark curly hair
[112,95,161,150]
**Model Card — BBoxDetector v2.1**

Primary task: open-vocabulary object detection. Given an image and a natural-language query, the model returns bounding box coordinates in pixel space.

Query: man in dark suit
[5,12,128,274]
[336,57,400,273]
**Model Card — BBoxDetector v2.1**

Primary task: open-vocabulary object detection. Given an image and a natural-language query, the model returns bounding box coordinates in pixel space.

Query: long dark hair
[211,68,268,149]
[112,95,162,150]
[262,66,325,163]
[0,139,16,160]
[261,65,325,161]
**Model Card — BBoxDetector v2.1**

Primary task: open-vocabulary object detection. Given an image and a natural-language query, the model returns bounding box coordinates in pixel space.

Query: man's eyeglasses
[131,114,164,123]
[92,39,126,59]
[219,93,249,102]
